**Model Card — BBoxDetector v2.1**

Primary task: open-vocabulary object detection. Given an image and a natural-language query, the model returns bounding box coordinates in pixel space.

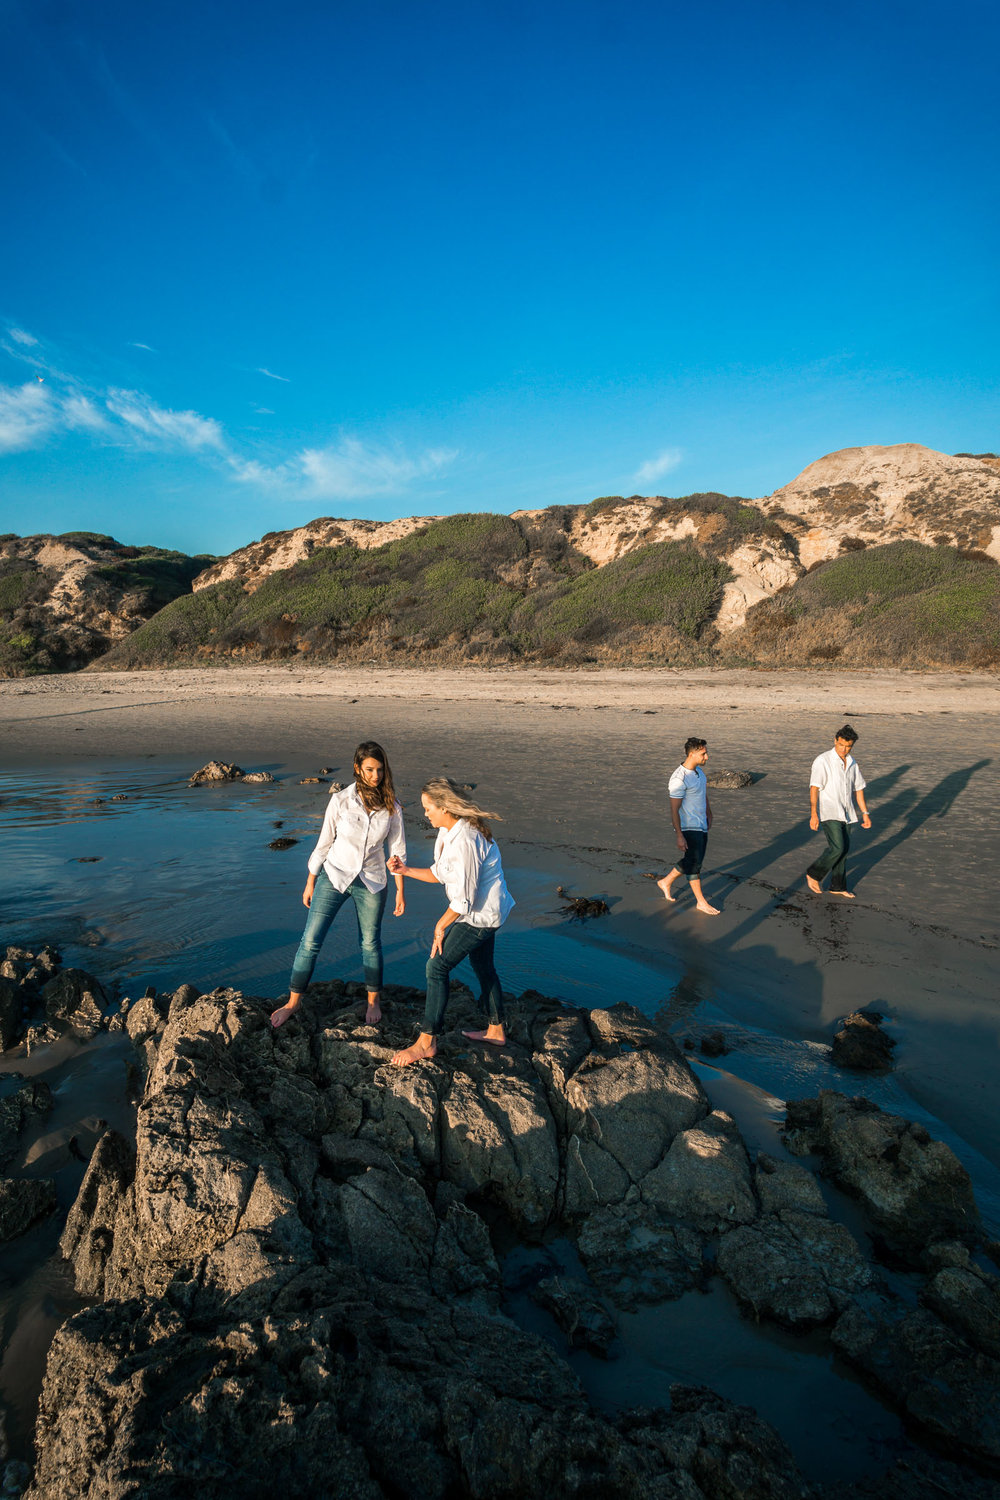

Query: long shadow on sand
[850,758,992,885]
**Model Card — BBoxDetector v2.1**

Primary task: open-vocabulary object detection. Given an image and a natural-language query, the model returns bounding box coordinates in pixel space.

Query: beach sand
[3,663,1000,1181]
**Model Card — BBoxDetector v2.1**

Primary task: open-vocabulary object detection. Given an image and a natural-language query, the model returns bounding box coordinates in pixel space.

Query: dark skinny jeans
[806,820,851,892]
[423,922,504,1036]
[289,870,387,992]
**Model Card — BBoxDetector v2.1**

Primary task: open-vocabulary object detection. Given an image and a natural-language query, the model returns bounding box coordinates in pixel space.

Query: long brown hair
[354,741,397,814]
[421,777,501,842]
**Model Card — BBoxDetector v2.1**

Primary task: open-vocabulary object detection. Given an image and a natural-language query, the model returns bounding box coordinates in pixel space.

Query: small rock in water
[299,777,325,784]
[75,857,102,864]
[831,1009,895,1072]
[320,767,335,775]
[327,781,344,792]
[269,837,298,850]
[699,1030,729,1058]
[110,794,128,802]
[532,1275,616,1356]
[705,768,754,789]
[556,886,610,920]
[2,1460,31,1496]
[272,820,284,828]
[241,771,275,784]
[189,760,243,785]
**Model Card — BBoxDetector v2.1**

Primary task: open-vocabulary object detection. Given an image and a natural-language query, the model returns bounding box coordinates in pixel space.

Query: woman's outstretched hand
[387,855,408,876]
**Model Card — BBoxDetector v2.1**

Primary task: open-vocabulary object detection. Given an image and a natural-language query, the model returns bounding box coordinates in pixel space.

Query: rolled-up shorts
[675,829,708,878]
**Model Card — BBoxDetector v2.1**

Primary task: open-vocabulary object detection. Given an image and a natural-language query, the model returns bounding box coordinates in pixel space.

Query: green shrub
[530,541,729,643]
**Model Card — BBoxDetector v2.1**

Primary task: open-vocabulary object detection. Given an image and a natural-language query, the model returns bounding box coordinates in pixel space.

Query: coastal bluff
[24,980,1000,1498]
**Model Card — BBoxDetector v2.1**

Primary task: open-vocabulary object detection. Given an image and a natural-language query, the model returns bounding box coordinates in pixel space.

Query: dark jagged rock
[825,1452,1000,1500]
[0,978,21,1051]
[0,1080,53,1169]
[641,1110,756,1233]
[0,1176,57,1241]
[41,967,108,1040]
[783,1091,980,1260]
[717,1211,877,1329]
[704,769,754,789]
[532,1275,617,1357]
[830,1011,895,1072]
[832,1301,1000,1470]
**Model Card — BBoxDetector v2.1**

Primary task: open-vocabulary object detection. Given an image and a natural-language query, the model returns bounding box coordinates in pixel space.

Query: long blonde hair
[422,777,502,842]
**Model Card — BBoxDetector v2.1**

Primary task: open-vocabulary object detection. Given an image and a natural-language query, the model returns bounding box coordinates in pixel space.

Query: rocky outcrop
[188,759,274,785]
[0,945,108,1051]
[32,980,826,1499]
[783,1092,981,1262]
[29,979,1000,1494]
[191,514,441,593]
[759,444,1000,567]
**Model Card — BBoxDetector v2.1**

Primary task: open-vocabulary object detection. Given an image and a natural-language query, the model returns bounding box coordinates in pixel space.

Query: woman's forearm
[393,864,440,884]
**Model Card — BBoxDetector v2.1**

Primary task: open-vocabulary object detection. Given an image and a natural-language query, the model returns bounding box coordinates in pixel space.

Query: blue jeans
[807,820,850,891]
[423,923,504,1036]
[289,870,387,992]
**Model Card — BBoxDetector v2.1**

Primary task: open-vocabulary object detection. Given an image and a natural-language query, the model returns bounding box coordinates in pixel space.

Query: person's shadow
[718,763,914,889]
[850,759,992,884]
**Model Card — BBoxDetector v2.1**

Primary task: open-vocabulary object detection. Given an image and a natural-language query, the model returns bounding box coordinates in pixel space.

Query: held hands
[387,855,408,876]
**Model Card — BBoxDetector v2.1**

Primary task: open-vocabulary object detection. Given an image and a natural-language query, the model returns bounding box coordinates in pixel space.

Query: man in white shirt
[657,736,720,915]
[805,724,872,899]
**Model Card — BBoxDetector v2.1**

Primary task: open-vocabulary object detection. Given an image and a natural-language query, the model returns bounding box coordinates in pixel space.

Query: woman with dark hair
[387,776,514,1067]
[271,741,406,1029]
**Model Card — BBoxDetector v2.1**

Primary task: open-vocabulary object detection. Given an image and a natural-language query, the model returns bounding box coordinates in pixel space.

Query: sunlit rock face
[759,443,1000,567]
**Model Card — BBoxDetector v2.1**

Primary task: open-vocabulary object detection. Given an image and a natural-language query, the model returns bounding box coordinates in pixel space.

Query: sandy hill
[3,444,998,675]
[0,532,212,675]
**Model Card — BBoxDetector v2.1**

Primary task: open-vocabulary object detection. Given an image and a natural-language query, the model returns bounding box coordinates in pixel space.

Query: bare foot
[656,876,677,904]
[806,876,822,894]
[462,1027,507,1047]
[270,999,300,1029]
[829,889,856,899]
[695,901,721,916]
[391,1036,438,1067]
[365,999,382,1025]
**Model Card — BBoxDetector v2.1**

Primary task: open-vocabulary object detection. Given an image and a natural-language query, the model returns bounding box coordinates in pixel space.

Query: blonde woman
[271,741,405,1029]
[387,777,514,1066]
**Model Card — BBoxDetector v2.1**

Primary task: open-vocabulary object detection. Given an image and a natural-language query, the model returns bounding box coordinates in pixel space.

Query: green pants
[807,820,850,891]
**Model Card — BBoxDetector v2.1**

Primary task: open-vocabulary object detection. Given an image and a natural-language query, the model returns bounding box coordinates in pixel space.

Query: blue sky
[2,0,998,555]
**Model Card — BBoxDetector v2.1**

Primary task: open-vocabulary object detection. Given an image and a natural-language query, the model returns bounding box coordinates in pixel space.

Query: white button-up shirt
[431,820,515,929]
[307,783,406,893]
[810,748,867,824]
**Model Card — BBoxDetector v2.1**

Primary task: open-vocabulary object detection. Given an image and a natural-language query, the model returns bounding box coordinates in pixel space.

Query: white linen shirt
[668,764,709,832]
[307,784,406,893]
[810,748,866,824]
[431,820,515,929]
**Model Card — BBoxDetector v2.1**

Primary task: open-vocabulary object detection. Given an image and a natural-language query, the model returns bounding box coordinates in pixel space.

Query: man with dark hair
[658,736,720,915]
[805,724,871,899]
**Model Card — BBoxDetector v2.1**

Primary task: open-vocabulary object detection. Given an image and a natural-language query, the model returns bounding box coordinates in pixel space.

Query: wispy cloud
[1,331,456,504]
[633,448,683,487]
[231,437,458,500]
[129,341,156,353]
[257,367,290,383]
[0,383,56,453]
[104,389,224,451]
